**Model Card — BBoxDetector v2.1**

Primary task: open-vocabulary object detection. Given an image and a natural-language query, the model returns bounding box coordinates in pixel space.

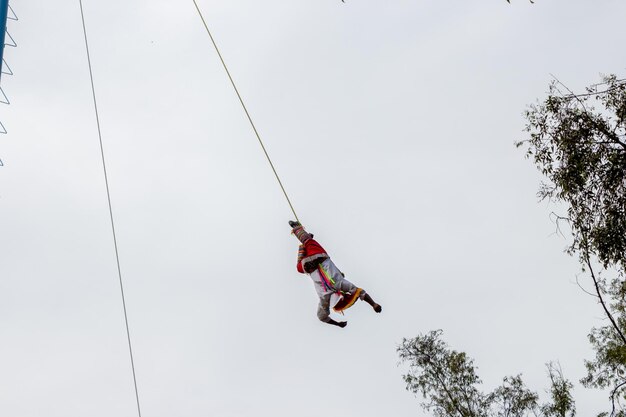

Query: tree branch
[565,84,626,99]
[574,273,600,298]
[583,248,626,345]
[610,380,626,417]
[424,353,472,417]
[550,74,626,151]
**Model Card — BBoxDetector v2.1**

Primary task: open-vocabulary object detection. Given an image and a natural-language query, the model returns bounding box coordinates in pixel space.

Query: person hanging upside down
[289,220,382,328]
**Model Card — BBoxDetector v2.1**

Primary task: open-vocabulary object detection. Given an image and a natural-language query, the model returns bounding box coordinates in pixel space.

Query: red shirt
[296,239,328,273]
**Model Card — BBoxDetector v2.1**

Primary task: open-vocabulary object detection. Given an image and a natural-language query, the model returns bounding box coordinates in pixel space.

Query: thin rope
[192,0,300,223]
[78,2,142,416]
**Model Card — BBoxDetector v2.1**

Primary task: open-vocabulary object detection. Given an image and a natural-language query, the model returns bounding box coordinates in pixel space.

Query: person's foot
[288,220,301,228]
[373,304,382,313]
[338,321,348,328]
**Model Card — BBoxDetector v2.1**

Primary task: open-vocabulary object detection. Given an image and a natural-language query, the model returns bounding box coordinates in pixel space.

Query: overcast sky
[1,1,625,416]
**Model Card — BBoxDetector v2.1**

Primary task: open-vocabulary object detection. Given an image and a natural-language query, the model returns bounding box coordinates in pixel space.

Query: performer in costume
[289,221,382,328]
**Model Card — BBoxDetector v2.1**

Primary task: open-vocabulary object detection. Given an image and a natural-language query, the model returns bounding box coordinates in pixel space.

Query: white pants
[309,258,366,322]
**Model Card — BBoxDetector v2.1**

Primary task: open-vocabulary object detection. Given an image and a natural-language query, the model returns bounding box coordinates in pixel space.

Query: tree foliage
[520,75,626,272]
[518,74,626,416]
[542,363,576,417]
[397,330,574,417]
[397,75,625,416]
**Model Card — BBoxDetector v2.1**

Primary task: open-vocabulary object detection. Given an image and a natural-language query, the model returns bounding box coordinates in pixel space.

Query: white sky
[1,0,625,416]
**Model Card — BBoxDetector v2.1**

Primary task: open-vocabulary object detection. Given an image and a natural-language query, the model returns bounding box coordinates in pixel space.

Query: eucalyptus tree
[397,75,625,417]
[518,74,626,416]
[398,330,574,417]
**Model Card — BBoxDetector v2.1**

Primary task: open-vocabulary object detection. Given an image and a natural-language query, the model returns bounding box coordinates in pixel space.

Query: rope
[78,2,142,416]
[191,0,300,223]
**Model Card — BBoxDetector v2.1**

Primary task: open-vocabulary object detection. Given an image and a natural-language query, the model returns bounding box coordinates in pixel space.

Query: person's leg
[363,293,382,313]
[336,278,382,313]
[317,294,347,327]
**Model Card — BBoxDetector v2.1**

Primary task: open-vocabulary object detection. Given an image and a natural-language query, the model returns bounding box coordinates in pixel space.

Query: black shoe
[288,220,301,228]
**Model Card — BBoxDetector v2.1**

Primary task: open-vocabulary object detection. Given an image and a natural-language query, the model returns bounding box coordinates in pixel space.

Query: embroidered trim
[301,253,328,271]
[333,288,363,313]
